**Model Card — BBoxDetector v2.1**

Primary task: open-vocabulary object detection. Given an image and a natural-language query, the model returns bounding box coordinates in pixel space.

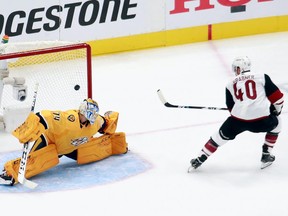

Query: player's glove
[270,104,283,116]
[12,112,45,143]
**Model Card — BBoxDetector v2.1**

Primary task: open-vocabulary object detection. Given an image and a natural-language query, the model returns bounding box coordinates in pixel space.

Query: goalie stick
[157,89,228,111]
[17,83,39,189]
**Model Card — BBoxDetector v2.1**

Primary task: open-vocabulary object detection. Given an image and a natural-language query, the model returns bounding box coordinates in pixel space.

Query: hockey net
[0,41,92,131]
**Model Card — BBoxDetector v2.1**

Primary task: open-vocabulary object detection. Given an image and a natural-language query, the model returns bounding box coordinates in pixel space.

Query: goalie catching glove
[12,112,45,143]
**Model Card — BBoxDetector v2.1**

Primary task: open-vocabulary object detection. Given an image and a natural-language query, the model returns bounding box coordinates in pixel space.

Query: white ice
[1,31,288,216]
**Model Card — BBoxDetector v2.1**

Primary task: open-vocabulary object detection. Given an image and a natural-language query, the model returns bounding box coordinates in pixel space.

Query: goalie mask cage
[0,41,92,112]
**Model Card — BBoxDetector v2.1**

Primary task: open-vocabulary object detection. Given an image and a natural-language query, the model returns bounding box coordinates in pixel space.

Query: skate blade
[187,166,195,173]
[0,179,13,186]
[261,162,273,169]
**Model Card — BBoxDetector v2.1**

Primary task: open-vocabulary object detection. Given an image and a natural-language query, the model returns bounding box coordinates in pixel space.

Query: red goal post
[0,41,92,131]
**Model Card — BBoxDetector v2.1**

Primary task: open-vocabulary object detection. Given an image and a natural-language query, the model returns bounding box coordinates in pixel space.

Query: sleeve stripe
[267,90,284,104]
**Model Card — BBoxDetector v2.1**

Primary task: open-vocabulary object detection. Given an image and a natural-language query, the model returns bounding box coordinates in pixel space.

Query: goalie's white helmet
[79,98,99,125]
[232,56,251,76]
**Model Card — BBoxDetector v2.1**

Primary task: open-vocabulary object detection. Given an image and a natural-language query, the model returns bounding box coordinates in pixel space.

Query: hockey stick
[17,83,39,189]
[157,89,228,111]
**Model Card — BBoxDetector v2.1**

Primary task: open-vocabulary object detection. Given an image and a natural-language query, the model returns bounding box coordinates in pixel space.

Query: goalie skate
[0,171,15,186]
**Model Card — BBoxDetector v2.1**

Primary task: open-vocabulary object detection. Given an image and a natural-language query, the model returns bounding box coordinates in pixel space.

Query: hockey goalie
[0,98,128,186]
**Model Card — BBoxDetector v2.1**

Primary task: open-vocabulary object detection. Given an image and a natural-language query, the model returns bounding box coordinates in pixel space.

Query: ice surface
[1,31,288,216]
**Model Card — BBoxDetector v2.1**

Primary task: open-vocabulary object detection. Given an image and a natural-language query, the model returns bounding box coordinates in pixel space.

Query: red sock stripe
[265,134,278,144]
[204,141,218,153]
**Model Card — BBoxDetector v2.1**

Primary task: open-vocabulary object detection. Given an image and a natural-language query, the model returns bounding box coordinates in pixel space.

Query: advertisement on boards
[0,0,165,42]
[0,0,287,42]
[167,0,288,29]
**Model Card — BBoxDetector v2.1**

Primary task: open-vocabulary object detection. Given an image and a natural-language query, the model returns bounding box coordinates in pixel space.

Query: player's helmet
[79,98,99,125]
[232,56,251,76]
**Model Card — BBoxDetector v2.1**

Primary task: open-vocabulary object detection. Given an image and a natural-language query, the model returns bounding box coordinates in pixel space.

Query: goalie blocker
[3,132,128,184]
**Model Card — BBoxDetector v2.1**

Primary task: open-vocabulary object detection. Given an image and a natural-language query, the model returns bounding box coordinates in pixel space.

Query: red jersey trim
[268,90,283,104]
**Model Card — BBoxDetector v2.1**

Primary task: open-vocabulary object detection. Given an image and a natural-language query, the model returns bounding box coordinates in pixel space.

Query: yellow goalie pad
[111,132,128,154]
[4,144,59,184]
[77,132,128,164]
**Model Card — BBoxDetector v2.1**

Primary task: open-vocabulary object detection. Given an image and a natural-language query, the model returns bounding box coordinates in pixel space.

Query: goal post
[0,41,92,132]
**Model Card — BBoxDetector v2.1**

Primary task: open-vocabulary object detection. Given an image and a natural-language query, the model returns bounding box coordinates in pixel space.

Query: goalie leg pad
[111,132,128,155]
[77,135,112,164]
[4,144,59,184]
[77,132,128,165]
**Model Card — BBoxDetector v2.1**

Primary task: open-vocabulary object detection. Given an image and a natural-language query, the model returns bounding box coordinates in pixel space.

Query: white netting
[0,41,92,115]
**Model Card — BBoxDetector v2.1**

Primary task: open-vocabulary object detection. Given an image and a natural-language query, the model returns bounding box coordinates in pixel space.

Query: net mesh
[0,41,91,113]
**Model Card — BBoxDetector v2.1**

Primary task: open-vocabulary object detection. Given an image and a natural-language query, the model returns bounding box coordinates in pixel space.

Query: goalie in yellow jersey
[0,98,128,186]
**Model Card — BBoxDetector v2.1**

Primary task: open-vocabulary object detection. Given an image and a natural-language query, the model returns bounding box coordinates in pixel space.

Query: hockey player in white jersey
[189,56,284,171]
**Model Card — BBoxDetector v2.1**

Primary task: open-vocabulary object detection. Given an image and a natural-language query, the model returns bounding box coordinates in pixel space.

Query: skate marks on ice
[0,150,152,193]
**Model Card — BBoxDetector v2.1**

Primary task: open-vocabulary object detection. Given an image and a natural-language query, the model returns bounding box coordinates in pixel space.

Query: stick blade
[20,178,38,189]
[157,89,167,104]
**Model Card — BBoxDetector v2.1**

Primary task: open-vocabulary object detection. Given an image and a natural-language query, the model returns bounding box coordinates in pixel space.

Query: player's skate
[187,158,202,173]
[261,153,275,169]
[0,170,15,186]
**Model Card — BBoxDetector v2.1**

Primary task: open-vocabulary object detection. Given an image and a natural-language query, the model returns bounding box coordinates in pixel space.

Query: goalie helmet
[232,56,251,76]
[79,98,99,125]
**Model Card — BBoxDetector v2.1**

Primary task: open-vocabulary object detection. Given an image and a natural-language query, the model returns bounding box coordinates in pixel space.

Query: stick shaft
[18,83,39,189]
[157,89,228,111]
